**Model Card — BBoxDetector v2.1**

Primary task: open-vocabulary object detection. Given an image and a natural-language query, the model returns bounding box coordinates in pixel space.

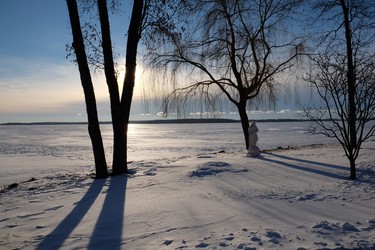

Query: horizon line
[1,118,316,126]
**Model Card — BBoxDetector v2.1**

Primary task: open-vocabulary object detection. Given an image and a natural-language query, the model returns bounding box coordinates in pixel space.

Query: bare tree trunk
[120,0,144,171]
[341,0,357,179]
[349,156,356,180]
[112,118,127,175]
[237,100,250,150]
[66,0,108,178]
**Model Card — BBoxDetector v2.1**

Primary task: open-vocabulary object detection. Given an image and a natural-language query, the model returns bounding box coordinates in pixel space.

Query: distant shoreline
[1,118,313,126]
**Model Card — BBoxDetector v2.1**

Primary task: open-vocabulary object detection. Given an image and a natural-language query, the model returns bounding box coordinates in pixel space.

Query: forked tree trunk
[97,0,126,175]
[112,0,144,175]
[96,0,143,175]
[66,0,108,178]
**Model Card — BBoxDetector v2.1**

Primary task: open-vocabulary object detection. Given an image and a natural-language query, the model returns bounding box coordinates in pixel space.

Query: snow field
[0,142,374,249]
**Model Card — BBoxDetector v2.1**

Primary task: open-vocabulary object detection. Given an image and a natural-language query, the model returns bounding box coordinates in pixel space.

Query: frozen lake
[0,121,337,184]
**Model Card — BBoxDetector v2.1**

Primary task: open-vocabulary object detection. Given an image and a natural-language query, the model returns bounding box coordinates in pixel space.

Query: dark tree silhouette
[97,0,145,175]
[303,0,375,179]
[66,0,146,176]
[66,0,108,178]
[146,0,304,149]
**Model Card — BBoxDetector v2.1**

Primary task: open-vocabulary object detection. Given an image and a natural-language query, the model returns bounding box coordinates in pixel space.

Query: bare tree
[66,0,147,176]
[145,0,304,149]
[303,0,375,179]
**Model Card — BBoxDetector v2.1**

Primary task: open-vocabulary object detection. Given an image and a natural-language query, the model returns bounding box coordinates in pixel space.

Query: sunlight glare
[115,63,144,99]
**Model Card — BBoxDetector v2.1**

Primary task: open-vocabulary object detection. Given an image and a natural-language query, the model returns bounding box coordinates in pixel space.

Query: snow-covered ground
[0,122,374,249]
[0,122,335,185]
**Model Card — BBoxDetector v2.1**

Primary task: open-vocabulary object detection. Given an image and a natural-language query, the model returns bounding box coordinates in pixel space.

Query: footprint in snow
[197,155,213,159]
[341,222,360,232]
[17,212,45,219]
[44,205,64,211]
[195,242,209,248]
[237,244,257,250]
[265,231,282,239]
[219,242,228,247]
[223,235,234,241]
[162,239,173,246]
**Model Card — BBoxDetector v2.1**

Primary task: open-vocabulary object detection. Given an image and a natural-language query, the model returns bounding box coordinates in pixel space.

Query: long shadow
[260,152,348,180]
[88,174,127,250]
[36,178,106,249]
[263,152,375,184]
[264,152,348,171]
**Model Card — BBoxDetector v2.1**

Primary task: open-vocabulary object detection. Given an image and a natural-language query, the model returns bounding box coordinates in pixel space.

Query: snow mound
[312,220,361,234]
[312,220,341,232]
[189,161,248,177]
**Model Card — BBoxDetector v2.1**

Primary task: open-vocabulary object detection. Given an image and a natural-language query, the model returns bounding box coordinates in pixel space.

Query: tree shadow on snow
[260,152,348,180]
[36,175,127,250]
[36,178,107,249]
[88,175,127,249]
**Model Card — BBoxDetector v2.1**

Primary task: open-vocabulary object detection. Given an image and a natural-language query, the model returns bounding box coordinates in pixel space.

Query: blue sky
[0,1,315,123]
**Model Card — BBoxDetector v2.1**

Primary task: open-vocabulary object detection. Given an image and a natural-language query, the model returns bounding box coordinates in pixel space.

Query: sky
[0,1,83,122]
[0,0,142,123]
[0,1,315,124]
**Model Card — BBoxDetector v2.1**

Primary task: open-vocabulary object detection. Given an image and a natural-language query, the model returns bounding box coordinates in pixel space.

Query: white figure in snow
[248,121,260,157]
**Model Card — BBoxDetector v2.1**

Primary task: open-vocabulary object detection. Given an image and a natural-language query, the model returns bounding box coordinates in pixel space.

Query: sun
[133,65,145,98]
[115,63,145,99]
[135,65,143,80]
